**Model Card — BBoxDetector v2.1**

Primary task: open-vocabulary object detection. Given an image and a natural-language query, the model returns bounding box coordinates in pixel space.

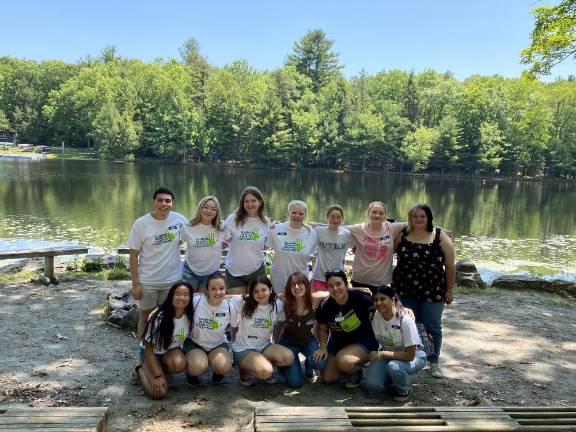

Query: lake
[1,158,575,281]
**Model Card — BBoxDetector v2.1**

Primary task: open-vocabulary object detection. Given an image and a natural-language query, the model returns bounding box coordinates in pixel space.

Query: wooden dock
[254,406,576,431]
[0,407,109,431]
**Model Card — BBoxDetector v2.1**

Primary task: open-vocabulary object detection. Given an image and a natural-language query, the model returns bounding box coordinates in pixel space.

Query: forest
[1,29,575,177]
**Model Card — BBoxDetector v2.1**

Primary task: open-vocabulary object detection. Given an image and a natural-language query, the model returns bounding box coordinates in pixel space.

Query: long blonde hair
[189,196,225,231]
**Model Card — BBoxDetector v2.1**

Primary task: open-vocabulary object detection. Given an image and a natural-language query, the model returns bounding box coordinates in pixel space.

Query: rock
[107,291,137,311]
[108,306,139,331]
[0,259,27,274]
[491,275,576,296]
[455,259,485,289]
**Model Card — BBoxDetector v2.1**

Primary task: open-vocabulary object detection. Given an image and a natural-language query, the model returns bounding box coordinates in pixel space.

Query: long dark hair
[143,282,194,350]
[235,186,267,226]
[372,285,403,319]
[242,275,277,319]
[283,272,313,315]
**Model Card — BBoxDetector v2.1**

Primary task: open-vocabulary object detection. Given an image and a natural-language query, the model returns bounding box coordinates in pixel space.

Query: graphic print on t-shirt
[152,226,179,246]
[238,228,261,241]
[253,314,274,329]
[364,235,389,260]
[335,310,361,332]
[175,327,187,344]
[192,233,217,248]
[280,237,305,252]
[196,313,225,330]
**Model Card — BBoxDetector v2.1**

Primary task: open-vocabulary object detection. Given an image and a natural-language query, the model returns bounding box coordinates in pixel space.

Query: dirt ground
[1,274,576,432]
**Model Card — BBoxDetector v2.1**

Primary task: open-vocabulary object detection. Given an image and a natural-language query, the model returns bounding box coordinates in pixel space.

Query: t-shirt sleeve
[276,300,286,322]
[401,316,421,348]
[126,222,143,250]
[265,225,276,249]
[222,224,233,242]
[229,296,243,327]
[180,225,189,242]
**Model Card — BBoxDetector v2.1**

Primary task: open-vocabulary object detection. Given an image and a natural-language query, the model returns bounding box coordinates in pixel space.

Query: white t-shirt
[190,295,240,351]
[266,222,318,293]
[231,298,286,352]
[312,226,353,282]
[142,312,191,355]
[181,223,232,276]
[224,213,270,276]
[371,312,421,352]
[127,211,186,284]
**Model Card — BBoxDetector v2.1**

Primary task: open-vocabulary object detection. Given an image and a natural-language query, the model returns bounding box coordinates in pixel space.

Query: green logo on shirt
[209,316,220,329]
[207,232,216,246]
[250,228,261,240]
[294,239,304,252]
[340,312,361,333]
[176,328,186,343]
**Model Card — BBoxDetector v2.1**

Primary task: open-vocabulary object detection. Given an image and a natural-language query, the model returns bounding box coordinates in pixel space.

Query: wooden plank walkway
[0,407,109,431]
[254,406,576,432]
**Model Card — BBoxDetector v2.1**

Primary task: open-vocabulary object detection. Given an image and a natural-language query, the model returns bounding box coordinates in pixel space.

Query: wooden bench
[0,246,88,285]
[254,406,576,431]
[0,407,109,431]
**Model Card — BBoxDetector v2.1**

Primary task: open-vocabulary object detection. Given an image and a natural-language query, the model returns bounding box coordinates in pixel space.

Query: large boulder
[455,259,485,289]
[491,274,576,297]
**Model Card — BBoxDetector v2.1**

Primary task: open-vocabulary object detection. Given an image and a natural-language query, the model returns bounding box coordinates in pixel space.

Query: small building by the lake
[0,130,17,144]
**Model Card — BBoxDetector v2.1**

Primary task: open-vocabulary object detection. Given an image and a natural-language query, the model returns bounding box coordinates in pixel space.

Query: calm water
[1,159,575,280]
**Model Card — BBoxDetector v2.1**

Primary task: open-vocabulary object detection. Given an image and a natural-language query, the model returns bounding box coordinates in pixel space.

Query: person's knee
[365,379,385,394]
[336,356,358,373]
[285,374,304,388]
[252,362,274,379]
[212,358,232,375]
[276,350,295,367]
[187,357,209,375]
[385,360,403,374]
[166,355,186,373]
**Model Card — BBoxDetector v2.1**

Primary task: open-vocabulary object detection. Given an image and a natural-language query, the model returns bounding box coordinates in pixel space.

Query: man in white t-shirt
[127,187,187,337]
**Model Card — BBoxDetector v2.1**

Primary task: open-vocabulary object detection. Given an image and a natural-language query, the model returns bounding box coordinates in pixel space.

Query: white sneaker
[429,363,443,379]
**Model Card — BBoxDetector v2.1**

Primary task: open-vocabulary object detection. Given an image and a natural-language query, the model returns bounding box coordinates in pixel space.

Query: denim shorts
[225,263,266,290]
[182,262,221,292]
[232,344,272,366]
[139,346,165,363]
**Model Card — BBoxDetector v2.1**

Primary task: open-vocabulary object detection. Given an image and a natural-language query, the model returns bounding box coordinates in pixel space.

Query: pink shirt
[349,222,395,286]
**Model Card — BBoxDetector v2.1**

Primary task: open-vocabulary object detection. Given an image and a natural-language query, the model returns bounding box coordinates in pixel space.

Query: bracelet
[154,374,162,379]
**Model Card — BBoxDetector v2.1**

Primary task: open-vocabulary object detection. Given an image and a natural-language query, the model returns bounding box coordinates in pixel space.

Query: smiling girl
[224,186,270,295]
[277,272,323,387]
[266,200,318,294]
[231,275,294,386]
[137,282,193,399]
[182,274,239,386]
[181,196,231,291]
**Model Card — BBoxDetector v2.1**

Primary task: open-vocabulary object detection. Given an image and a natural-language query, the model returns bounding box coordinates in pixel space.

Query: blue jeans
[279,335,324,388]
[182,262,220,291]
[365,350,427,394]
[400,296,444,363]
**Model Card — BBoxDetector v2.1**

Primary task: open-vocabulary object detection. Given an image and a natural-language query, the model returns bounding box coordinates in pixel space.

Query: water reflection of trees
[1,160,576,253]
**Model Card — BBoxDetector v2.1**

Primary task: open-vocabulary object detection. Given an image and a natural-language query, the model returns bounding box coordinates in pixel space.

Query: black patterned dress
[393,228,447,303]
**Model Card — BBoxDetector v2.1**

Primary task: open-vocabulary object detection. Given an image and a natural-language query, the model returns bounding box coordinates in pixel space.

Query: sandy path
[1,279,575,431]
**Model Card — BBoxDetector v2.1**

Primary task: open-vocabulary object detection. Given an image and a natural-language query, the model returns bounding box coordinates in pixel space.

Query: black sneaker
[344,369,363,389]
[185,374,201,387]
[393,385,412,402]
[211,373,225,384]
[304,369,318,383]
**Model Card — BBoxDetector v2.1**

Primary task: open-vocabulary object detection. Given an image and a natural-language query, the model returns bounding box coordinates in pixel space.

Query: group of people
[127,186,455,400]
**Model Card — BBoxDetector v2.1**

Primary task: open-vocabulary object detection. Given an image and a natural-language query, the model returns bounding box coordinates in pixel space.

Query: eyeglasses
[202,205,218,212]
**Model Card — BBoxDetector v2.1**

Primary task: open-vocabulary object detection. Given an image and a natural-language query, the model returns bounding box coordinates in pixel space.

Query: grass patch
[0,271,38,284]
[58,268,131,282]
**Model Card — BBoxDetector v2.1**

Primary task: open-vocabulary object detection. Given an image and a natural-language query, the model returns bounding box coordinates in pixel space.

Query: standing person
[311,205,352,292]
[224,186,270,295]
[314,270,377,388]
[365,286,427,401]
[181,196,231,292]
[231,275,294,386]
[136,282,193,399]
[266,200,318,294]
[347,201,406,294]
[183,274,239,386]
[278,272,323,388]
[393,204,455,379]
[127,187,187,338]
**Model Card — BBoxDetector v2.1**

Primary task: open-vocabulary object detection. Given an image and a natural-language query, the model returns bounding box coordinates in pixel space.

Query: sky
[1,0,573,81]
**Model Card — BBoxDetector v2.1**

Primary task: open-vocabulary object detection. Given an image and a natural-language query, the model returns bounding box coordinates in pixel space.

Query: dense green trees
[1,29,576,177]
